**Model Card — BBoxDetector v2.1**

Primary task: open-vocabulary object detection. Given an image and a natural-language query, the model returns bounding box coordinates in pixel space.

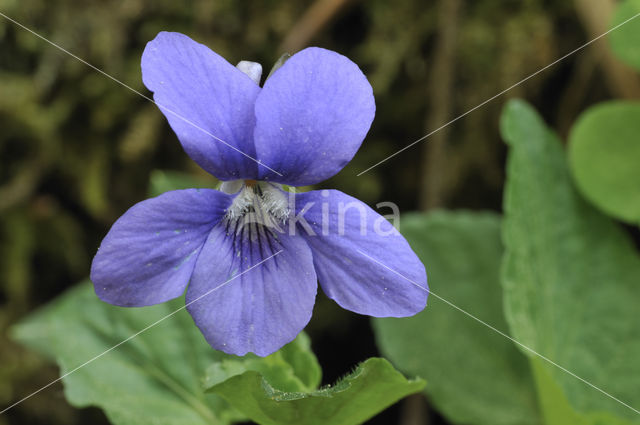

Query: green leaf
[568,101,640,224]
[501,99,640,424]
[529,359,591,425]
[148,170,217,197]
[373,211,540,425]
[203,332,321,393]
[205,357,425,425]
[12,281,323,425]
[11,282,265,425]
[610,0,640,71]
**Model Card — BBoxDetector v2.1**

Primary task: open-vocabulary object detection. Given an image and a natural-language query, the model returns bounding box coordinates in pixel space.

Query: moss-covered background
[1,0,637,424]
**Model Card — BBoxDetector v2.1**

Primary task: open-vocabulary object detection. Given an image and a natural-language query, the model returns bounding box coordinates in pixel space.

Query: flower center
[221,180,290,234]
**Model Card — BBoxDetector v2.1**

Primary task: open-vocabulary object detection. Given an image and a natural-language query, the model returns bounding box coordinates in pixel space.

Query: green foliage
[568,102,640,224]
[203,332,321,394]
[610,0,640,71]
[501,99,640,424]
[148,170,217,198]
[374,211,540,425]
[11,282,332,425]
[529,359,591,425]
[11,281,421,425]
[205,358,425,425]
[11,282,244,425]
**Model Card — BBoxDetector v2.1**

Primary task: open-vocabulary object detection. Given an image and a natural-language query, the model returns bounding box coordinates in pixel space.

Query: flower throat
[221,180,290,235]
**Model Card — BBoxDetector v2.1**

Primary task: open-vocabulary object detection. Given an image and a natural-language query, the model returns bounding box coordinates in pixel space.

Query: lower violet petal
[186,221,317,356]
[91,189,234,306]
[295,190,428,317]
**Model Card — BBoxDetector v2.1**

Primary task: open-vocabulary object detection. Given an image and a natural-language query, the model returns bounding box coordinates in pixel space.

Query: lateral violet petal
[186,223,317,356]
[295,190,428,317]
[254,47,375,186]
[91,189,234,306]
[142,32,261,180]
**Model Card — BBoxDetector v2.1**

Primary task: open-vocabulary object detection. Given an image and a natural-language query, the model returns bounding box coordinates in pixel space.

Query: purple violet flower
[91,32,428,356]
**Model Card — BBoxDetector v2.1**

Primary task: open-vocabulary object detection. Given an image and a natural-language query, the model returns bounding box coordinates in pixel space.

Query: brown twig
[400,393,429,425]
[0,159,48,212]
[279,0,354,53]
[419,0,462,210]
[557,49,599,138]
[574,0,640,99]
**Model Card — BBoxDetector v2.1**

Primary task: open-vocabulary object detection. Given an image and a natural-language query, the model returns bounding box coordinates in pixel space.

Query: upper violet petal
[294,190,428,317]
[186,223,317,356]
[91,189,234,306]
[142,32,261,180]
[254,47,375,186]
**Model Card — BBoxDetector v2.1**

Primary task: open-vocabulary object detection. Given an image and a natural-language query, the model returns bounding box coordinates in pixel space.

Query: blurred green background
[1,0,638,424]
